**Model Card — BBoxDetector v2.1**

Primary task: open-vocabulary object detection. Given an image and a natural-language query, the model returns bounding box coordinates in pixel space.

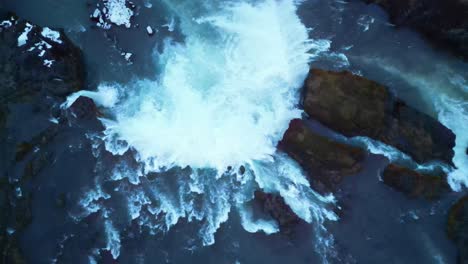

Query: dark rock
[0,17,85,102]
[0,15,85,264]
[0,179,29,264]
[278,119,365,191]
[364,0,468,60]
[303,69,456,165]
[69,96,99,120]
[239,165,245,175]
[146,172,158,181]
[447,196,468,264]
[254,191,301,232]
[383,164,450,199]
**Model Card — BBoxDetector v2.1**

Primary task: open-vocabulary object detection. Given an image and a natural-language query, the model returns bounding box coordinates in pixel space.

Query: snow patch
[41,27,62,44]
[17,23,33,47]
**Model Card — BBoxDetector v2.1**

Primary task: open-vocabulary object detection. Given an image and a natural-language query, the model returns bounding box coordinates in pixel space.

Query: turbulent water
[65,0,339,260]
[59,0,468,260]
[3,0,468,262]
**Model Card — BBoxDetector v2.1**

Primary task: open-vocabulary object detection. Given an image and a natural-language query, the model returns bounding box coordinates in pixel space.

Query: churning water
[3,0,467,262]
[64,0,339,260]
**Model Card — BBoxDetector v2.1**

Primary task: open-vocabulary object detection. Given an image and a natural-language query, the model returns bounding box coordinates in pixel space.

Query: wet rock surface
[383,164,450,200]
[364,0,468,60]
[0,14,86,263]
[279,119,365,192]
[68,96,100,121]
[303,68,456,165]
[447,196,468,264]
[0,15,85,101]
[254,191,301,233]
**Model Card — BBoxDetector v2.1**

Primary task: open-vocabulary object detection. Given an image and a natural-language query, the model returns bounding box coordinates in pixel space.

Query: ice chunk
[146,25,153,35]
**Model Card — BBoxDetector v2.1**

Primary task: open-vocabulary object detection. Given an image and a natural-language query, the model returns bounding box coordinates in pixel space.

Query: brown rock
[382,164,450,199]
[303,69,455,165]
[278,119,365,191]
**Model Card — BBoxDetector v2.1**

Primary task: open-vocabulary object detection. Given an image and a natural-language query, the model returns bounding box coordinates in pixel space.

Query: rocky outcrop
[68,96,100,120]
[0,14,86,263]
[382,164,450,199]
[364,0,468,60]
[254,191,301,232]
[278,119,365,192]
[447,196,468,264]
[0,15,85,103]
[303,69,456,165]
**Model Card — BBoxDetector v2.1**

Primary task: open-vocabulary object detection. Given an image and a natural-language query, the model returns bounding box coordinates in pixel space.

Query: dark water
[1,0,467,263]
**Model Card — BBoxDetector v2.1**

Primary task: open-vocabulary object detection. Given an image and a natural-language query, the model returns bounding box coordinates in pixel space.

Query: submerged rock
[303,69,455,165]
[447,196,468,264]
[364,0,468,60]
[279,119,365,192]
[382,164,450,199]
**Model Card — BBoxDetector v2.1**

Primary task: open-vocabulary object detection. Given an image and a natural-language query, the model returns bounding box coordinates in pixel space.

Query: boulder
[382,164,450,199]
[447,196,468,264]
[69,96,99,120]
[303,69,456,165]
[278,119,365,191]
[254,191,301,232]
[364,0,468,60]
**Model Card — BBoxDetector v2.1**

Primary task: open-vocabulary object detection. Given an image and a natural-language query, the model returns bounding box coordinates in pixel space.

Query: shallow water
[1,0,467,263]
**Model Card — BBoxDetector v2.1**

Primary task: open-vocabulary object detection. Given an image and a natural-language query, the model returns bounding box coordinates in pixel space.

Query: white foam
[238,205,279,234]
[70,0,338,255]
[62,84,119,109]
[104,220,121,259]
[97,0,328,172]
[162,17,176,32]
[438,96,468,191]
[252,153,337,223]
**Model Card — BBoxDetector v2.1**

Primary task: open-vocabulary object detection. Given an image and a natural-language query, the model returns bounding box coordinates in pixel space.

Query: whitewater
[62,0,468,262]
[65,0,338,261]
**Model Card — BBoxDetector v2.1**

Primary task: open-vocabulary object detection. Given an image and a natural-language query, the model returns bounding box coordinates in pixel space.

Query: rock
[278,119,365,191]
[254,191,301,232]
[447,196,468,264]
[69,96,99,120]
[0,15,85,264]
[239,165,246,175]
[303,69,456,165]
[0,15,85,102]
[364,0,468,60]
[382,164,450,199]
